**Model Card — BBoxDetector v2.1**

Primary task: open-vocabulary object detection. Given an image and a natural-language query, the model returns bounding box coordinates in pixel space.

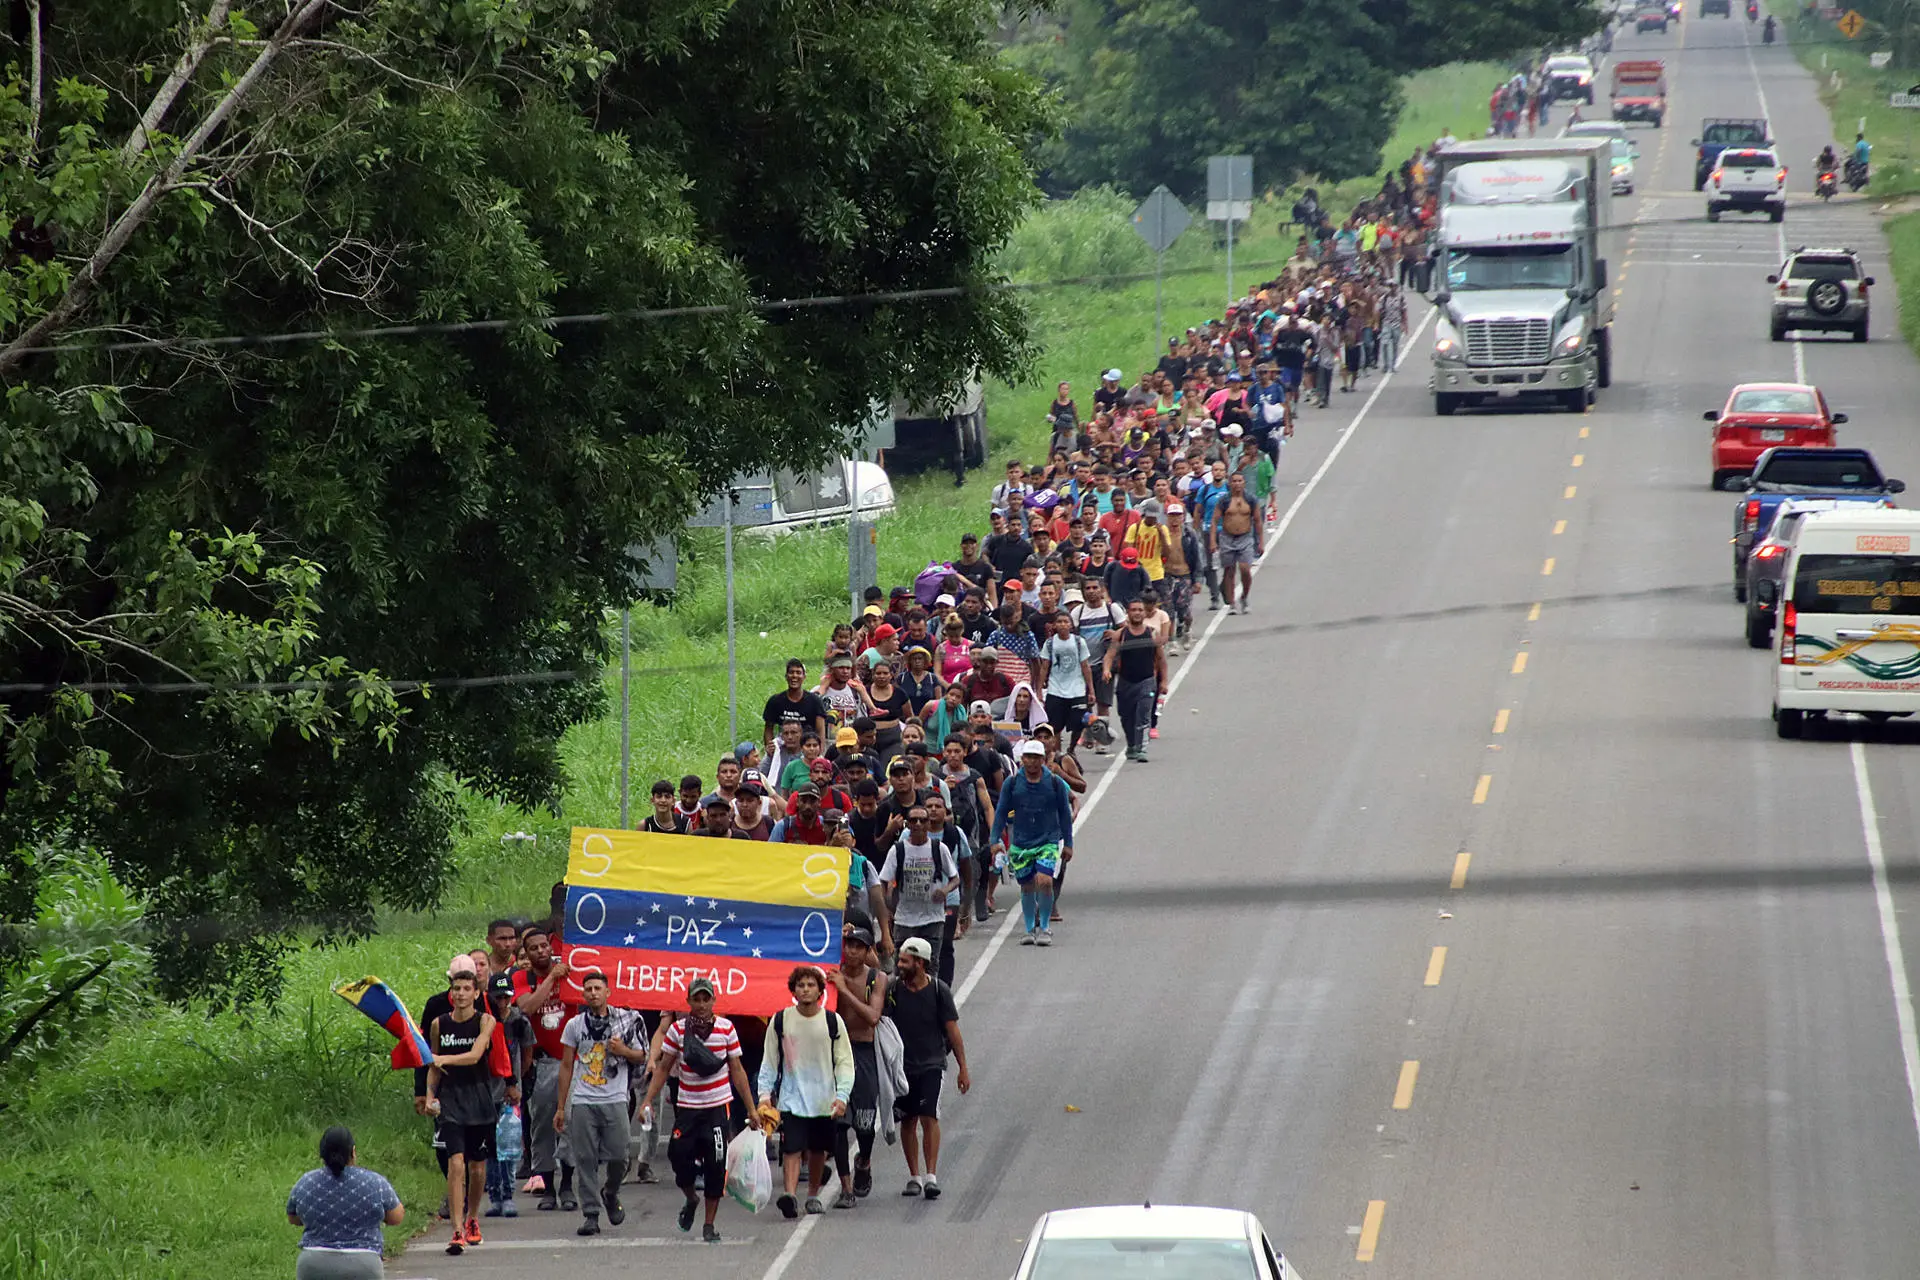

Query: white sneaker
[1020,931,1036,946]
[1036,929,1054,947]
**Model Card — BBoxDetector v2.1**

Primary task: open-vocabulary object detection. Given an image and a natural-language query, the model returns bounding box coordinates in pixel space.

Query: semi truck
[1427,137,1614,416]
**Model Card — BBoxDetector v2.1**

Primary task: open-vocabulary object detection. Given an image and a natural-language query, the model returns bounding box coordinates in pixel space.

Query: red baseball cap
[1119,547,1141,566]
[872,623,898,640]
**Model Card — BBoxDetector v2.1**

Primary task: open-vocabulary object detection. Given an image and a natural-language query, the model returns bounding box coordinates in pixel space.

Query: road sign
[1838,8,1864,37]
[1206,155,1254,221]
[1871,51,1893,68]
[620,538,677,593]
[1893,92,1920,107]
[1131,186,1191,254]
[688,481,776,528]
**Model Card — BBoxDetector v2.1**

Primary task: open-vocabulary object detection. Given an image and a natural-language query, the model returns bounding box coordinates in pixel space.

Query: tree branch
[25,0,43,157]
[1,0,332,376]
[122,0,236,166]
[0,958,113,1071]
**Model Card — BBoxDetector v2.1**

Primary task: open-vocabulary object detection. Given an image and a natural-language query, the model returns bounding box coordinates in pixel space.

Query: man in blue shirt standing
[989,740,1075,947]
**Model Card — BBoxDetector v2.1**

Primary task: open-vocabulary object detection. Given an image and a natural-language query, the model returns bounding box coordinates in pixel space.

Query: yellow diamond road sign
[1839,9,1865,37]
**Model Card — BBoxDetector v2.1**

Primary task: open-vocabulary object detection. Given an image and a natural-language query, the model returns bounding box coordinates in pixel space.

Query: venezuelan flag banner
[334,976,433,1069]
[558,828,850,1017]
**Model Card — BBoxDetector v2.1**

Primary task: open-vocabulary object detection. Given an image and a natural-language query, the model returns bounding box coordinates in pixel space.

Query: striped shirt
[664,1016,741,1110]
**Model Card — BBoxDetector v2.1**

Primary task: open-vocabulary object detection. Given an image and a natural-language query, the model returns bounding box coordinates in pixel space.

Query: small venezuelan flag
[334,976,433,1069]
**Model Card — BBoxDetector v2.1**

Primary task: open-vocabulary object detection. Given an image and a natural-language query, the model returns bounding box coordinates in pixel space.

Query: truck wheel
[1768,207,1784,223]
[1853,319,1869,343]
[1776,707,1804,739]
[1706,204,1720,222]
[1694,173,1706,191]
[1769,318,1787,341]
[1563,388,1587,413]
[1746,608,1772,648]
[1435,392,1458,416]
[1652,113,1662,127]
[1595,326,1612,388]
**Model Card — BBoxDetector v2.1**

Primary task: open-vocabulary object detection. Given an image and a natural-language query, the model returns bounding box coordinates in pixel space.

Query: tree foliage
[1040,0,1605,200]
[0,0,1048,1002]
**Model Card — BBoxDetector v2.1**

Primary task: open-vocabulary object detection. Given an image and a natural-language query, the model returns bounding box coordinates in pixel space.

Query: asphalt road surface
[392,17,1920,1280]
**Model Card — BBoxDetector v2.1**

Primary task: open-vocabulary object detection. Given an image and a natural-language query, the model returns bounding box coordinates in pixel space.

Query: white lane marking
[759,307,1438,1280]
[459,1237,755,1249]
[1849,742,1920,1160]
[1738,20,1805,382]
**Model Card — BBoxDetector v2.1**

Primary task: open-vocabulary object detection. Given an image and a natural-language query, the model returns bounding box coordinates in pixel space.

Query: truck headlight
[1558,333,1584,354]
[1435,336,1458,356]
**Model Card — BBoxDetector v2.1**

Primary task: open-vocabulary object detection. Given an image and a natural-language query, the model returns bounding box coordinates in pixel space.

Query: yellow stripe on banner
[567,827,849,909]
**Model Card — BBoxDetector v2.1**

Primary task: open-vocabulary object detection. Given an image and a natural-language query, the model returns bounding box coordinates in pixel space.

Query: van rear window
[1793,554,1920,614]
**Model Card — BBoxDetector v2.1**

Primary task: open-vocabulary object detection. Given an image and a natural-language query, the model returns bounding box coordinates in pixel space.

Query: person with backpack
[826,926,889,1202]
[886,937,970,1200]
[756,966,855,1220]
[638,976,756,1243]
[877,803,962,960]
[553,971,647,1238]
[989,740,1076,946]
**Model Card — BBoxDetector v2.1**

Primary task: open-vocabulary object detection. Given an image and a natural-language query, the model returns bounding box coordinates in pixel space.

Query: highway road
[392,15,1920,1280]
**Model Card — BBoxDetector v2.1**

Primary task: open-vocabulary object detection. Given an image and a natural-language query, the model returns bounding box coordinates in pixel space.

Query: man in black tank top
[426,967,500,1255]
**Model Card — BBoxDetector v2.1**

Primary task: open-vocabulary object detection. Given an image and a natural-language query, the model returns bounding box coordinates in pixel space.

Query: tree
[1042,0,1604,200]
[0,0,1049,1002]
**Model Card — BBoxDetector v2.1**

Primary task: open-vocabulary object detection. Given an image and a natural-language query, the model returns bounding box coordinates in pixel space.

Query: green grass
[1774,5,1920,197]
[0,61,1507,1280]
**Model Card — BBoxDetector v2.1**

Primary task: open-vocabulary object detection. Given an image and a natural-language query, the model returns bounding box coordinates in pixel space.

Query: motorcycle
[1746,0,1757,18]
[1762,15,1776,41]
[1817,168,1838,200]
[1845,157,1870,191]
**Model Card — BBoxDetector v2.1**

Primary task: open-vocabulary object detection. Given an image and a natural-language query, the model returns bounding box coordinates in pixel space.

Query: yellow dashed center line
[1563,485,1577,499]
[1472,774,1492,805]
[1571,453,1584,467]
[1392,1060,1420,1110]
[1578,426,1590,439]
[1356,1200,1387,1262]
[1450,851,1472,889]
[1540,557,1555,576]
[1492,708,1509,734]
[1424,945,1448,986]
[1512,650,1529,674]
[1527,602,1541,622]
[1552,519,1566,536]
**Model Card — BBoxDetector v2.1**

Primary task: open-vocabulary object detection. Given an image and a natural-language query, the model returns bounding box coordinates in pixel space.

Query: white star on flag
[741,927,754,939]
[624,934,636,945]
[752,948,763,958]
[727,912,737,922]
[651,903,661,913]
[685,895,696,906]
[707,899,718,909]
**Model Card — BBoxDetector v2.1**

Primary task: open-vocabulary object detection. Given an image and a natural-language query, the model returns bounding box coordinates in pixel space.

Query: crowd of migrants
[392,170,1447,1262]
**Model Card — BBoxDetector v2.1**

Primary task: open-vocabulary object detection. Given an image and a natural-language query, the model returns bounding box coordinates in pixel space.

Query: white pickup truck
[1707,146,1786,223]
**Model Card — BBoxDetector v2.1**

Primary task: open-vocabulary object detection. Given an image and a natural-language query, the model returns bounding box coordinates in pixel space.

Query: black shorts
[780,1112,837,1154]
[437,1119,495,1161]
[669,1105,732,1198]
[895,1068,944,1120]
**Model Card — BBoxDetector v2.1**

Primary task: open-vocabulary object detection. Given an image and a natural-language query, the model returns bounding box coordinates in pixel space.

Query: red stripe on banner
[558,944,839,1017]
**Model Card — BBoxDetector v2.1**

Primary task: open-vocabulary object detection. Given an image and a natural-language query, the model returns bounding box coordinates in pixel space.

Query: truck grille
[1463,318,1552,365]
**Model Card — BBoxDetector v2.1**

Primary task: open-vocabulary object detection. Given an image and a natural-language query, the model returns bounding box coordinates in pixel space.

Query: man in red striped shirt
[640,977,757,1243]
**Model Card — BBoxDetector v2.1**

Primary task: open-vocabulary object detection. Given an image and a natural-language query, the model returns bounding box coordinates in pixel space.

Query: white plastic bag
[725,1128,773,1214]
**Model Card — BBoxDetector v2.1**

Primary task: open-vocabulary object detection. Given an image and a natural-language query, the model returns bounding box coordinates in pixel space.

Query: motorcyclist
[1854,132,1873,168]
[1817,143,1838,174]
[1746,0,1757,19]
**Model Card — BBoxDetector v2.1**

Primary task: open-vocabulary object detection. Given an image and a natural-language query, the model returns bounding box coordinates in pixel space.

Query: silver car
[1564,121,1637,192]
[1013,1205,1305,1280]
[1769,246,1872,342]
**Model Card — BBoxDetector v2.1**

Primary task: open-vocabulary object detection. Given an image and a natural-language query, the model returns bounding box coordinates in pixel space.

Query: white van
[1774,508,1920,737]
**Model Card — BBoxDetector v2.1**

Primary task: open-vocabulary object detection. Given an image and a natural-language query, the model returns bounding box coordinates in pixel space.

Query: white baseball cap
[1019,740,1047,758]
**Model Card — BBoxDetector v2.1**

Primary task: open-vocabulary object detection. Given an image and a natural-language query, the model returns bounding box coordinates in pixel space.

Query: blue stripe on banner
[563,886,841,967]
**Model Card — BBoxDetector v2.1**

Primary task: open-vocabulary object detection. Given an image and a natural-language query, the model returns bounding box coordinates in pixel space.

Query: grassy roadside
[0,62,1502,1280]
[1769,5,1920,350]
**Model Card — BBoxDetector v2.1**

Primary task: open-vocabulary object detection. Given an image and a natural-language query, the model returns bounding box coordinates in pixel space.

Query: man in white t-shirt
[554,972,647,1237]
[639,976,756,1243]
[878,803,961,958]
[1035,610,1093,755]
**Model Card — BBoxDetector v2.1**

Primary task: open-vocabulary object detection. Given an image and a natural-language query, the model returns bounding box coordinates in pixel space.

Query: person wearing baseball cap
[1124,498,1168,586]
[1161,499,1202,651]
[1107,544,1149,607]
[887,934,969,1200]
[639,975,754,1242]
[990,739,1074,947]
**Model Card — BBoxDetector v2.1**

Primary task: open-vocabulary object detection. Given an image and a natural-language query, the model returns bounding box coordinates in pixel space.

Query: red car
[1704,382,1845,489]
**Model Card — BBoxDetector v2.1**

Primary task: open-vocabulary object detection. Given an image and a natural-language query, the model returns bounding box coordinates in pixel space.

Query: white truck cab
[1774,508,1920,737]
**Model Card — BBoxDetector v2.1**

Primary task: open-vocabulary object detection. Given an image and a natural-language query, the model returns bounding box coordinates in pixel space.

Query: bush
[999,186,1156,285]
